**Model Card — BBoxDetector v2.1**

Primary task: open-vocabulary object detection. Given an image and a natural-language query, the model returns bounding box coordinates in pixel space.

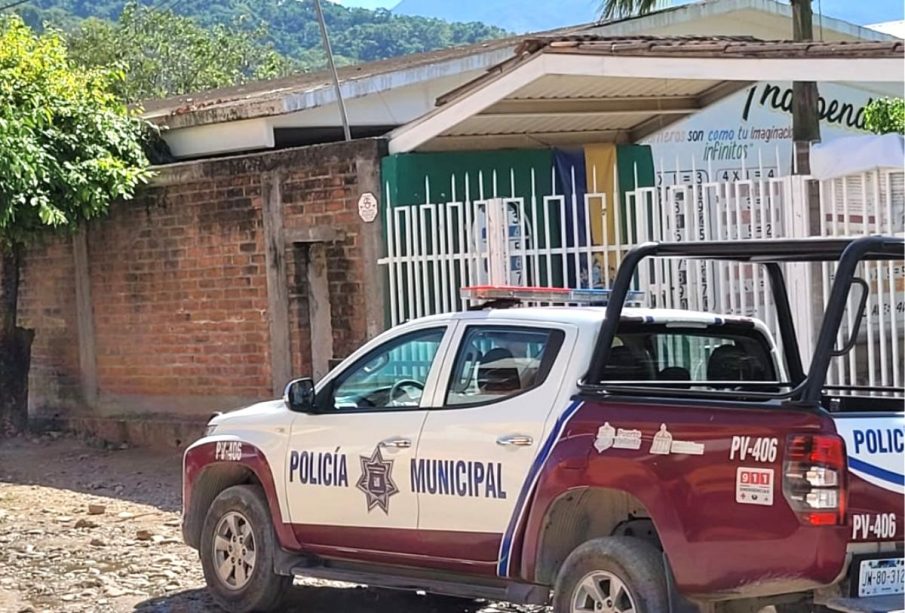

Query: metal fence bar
[379,161,904,392]
[883,171,902,387]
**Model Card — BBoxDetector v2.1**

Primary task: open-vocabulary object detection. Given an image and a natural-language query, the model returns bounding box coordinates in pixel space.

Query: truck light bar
[461,285,643,306]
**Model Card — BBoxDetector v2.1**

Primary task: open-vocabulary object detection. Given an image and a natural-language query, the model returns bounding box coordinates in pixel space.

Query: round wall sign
[358,192,378,223]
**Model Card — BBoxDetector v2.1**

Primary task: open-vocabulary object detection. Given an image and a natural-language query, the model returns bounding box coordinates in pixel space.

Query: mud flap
[665,553,700,613]
[822,594,905,612]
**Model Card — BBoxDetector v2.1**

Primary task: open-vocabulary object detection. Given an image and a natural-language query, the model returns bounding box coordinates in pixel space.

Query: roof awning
[388,36,905,153]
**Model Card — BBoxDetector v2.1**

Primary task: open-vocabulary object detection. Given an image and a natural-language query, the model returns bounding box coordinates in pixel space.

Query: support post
[784,175,816,369]
[306,243,334,381]
[73,228,97,406]
[262,172,293,397]
[355,155,388,337]
[485,198,509,286]
[791,0,820,176]
[314,0,351,142]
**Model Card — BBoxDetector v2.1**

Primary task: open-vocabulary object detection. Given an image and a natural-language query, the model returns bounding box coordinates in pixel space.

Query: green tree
[18,1,508,76]
[863,98,905,135]
[67,3,294,103]
[0,15,152,433]
[600,0,821,174]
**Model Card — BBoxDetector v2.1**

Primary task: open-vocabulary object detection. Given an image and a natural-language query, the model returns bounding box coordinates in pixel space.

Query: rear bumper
[822,594,904,613]
[816,545,904,613]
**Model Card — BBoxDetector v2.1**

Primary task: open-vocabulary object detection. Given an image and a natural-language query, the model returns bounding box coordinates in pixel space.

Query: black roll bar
[583,235,905,405]
[801,236,904,403]
[764,262,805,386]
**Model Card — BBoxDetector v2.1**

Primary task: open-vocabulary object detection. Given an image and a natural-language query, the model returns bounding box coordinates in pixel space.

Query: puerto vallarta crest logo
[356,446,399,514]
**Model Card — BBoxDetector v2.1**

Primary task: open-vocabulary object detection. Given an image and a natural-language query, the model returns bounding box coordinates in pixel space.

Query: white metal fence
[817,170,905,389]
[379,155,904,390]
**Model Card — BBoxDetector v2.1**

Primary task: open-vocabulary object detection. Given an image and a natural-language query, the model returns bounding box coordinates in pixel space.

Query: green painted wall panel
[381,150,554,207]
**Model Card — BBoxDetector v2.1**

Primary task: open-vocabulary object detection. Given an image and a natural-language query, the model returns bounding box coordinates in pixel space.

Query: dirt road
[0,436,535,613]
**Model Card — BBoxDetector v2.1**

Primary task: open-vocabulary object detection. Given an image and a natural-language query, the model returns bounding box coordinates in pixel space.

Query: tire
[199,484,293,612]
[552,536,668,613]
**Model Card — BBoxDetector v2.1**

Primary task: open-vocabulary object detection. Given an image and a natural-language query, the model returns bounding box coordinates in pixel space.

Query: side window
[327,327,445,411]
[445,326,564,407]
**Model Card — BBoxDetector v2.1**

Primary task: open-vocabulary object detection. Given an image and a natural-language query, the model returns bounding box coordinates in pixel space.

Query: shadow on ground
[134,585,487,613]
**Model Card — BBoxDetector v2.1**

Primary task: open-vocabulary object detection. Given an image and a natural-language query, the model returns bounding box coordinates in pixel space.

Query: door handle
[496,434,534,447]
[379,437,412,449]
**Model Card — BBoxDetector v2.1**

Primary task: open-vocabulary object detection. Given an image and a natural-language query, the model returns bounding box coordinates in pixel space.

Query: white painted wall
[642,81,899,180]
[268,72,485,128]
[868,20,905,39]
[164,118,274,159]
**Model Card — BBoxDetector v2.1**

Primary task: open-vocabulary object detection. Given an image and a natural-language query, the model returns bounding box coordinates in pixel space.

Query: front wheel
[200,484,293,612]
[552,536,668,613]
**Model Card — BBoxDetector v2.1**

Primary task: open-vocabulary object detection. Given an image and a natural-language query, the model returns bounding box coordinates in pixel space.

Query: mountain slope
[15,0,509,65]
[393,0,601,32]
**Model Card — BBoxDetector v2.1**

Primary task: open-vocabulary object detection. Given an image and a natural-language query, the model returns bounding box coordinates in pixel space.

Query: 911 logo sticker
[736,467,774,506]
[356,446,399,514]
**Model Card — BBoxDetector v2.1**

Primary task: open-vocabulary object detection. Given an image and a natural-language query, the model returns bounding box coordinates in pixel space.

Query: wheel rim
[571,570,637,613]
[212,511,257,590]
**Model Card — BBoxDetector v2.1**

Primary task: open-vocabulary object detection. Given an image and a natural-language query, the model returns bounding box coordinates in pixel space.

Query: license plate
[858,557,905,597]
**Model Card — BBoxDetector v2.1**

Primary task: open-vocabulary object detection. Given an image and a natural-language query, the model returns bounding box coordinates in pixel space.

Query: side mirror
[283,378,316,413]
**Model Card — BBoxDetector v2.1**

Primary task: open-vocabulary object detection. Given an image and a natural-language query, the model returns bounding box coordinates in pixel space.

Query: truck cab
[183,236,904,613]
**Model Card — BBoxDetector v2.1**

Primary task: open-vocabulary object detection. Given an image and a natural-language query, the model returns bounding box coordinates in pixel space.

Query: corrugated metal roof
[437,71,738,144]
[509,75,721,99]
[140,23,593,129]
[446,112,658,136]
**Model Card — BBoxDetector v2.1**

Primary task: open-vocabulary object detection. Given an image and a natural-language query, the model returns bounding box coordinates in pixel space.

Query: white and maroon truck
[183,236,904,613]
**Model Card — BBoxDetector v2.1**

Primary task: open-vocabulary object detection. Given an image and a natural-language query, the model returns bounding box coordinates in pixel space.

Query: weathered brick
[7,138,384,420]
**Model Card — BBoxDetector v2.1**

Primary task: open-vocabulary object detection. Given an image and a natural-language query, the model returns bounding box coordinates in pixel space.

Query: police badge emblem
[356,446,399,513]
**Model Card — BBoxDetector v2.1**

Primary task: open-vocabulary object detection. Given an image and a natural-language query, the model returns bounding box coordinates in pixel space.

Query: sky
[337,0,904,26]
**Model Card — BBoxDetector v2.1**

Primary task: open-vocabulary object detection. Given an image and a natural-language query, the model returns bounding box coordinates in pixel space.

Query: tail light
[783,434,847,526]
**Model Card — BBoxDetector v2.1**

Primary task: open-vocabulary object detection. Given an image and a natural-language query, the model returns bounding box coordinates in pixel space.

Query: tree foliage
[0,15,151,248]
[262,2,508,64]
[66,3,293,102]
[598,0,659,19]
[863,97,905,135]
[17,1,509,95]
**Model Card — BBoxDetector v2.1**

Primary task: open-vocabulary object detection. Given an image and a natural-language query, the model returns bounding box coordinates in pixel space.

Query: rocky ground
[0,435,544,613]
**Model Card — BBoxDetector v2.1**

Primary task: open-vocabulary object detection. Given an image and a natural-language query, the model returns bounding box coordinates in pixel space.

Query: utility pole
[313,0,352,142]
[791,0,820,175]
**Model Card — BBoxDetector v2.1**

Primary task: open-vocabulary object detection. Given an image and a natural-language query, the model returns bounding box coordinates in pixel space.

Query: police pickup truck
[183,236,904,613]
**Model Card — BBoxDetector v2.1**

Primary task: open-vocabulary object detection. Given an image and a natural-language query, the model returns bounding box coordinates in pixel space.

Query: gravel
[0,435,545,613]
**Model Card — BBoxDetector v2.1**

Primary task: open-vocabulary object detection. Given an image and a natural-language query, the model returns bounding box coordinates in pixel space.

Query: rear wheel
[552,537,668,613]
[200,484,292,612]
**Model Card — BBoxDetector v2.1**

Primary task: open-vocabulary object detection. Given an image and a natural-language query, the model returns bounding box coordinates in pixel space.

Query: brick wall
[15,138,386,419]
[17,237,82,414]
